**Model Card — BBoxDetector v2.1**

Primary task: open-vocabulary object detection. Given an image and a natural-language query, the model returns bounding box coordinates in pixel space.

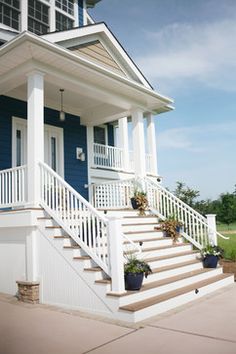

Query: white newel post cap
[206,214,217,246]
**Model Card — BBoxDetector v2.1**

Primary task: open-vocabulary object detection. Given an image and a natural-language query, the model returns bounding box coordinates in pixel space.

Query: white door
[12,117,64,177]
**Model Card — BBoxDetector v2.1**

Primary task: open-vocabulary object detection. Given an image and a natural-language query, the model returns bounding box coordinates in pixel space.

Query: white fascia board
[0,31,173,108]
[41,23,153,89]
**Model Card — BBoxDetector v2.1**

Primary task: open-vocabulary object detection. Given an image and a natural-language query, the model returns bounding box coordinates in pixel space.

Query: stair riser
[122,224,157,232]
[124,231,164,241]
[137,245,192,258]
[143,262,203,284]
[131,238,172,250]
[129,276,234,323]
[119,268,223,306]
[102,210,143,217]
[122,217,159,225]
[147,253,200,268]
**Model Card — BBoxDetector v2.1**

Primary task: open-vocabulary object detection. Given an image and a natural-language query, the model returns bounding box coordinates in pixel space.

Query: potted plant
[201,244,224,268]
[124,254,152,291]
[130,190,148,216]
[159,216,183,243]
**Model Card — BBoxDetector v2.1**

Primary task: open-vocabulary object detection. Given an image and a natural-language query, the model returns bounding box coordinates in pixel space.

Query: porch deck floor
[0,283,236,354]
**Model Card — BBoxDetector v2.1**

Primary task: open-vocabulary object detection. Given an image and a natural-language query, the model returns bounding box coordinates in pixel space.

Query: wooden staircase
[37,208,234,323]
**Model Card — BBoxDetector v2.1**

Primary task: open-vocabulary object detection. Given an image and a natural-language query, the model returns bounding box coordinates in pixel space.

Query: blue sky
[89,0,236,200]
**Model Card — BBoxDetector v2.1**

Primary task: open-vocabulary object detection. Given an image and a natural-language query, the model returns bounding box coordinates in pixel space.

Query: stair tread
[124,237,166,244]
[73,256,90,260]
[84,267,102,272]
[145,250,199,262]
[124,229,162,235]
[109,268,216,297]
[123,215,157,219]
[126,243,189,254]
[46,226,62,229]
[54,235,70,239]
[120,274,232,312]
[152,259,200,274]
[122,222,157,226]
[64,245,80,249]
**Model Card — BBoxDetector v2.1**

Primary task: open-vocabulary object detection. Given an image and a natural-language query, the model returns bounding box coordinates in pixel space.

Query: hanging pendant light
[59,89,65,121]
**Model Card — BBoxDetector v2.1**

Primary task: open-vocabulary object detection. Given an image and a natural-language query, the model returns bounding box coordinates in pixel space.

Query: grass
[217,222,236,231]
[217,222,236,260]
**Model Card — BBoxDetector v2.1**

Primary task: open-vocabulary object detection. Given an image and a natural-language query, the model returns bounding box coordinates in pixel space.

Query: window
[56,11,73,31]
[0,0,20,30]
[16,129,21,166]
[51,137,57,172]
[55,0,74,15]
[94,126,107,145]
[28,0,49,35]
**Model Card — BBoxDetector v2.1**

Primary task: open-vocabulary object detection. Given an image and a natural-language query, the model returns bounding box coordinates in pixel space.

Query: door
[12,117,64,177]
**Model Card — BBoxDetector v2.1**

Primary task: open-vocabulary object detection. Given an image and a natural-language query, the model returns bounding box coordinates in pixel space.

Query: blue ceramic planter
[125,272,144,290]
[203,255,218,268]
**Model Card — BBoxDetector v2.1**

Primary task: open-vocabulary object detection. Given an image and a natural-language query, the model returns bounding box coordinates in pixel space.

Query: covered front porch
[0,31,173,208]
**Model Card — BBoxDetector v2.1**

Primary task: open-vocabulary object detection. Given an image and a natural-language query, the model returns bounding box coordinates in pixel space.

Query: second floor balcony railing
[93,143,154,174]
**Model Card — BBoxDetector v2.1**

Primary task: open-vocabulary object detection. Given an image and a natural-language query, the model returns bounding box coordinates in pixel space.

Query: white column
[27,71,44,207]
[87,126,94,203]
[206,214,217,246]
[49,0,56,32]
[26,228,38,281]
[108,217,125,294]
[74,0,79,27]
[118,117,129,171]
[146,113,158,175]
[131,109,146,177]
[20,0,28,31]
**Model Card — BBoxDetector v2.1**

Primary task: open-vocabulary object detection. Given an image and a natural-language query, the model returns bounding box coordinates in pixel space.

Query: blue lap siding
[0,95,88,199]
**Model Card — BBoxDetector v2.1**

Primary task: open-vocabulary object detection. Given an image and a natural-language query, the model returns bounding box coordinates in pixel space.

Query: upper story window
[94,126,107,145]
[28,0,49,35]
[56,11,73,31]
[55,0,74,16]
[0,0,20,30]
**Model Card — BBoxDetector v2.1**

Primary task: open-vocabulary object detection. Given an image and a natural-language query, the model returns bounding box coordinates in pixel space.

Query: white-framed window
[55,10,73,31]
[93,125,108,146]
[0,0,20,30]
[28,0,50,34]
[55,0,74,16]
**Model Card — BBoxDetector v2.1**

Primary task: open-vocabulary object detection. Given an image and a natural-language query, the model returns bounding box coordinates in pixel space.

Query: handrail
[0,165,27,208]
[144,177,229,248]
[39,162,140,277]
[39,161,110,275]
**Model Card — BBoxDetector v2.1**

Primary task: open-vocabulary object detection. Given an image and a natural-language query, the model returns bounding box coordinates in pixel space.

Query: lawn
[217,222,236,232]
[218,233,236,261]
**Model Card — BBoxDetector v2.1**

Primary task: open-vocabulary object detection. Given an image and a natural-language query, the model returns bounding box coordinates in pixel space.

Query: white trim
[41,23,154,89]
[12,117,64,178]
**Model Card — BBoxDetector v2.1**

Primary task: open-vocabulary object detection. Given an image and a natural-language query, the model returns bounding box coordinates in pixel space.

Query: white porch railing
[0,165,27,208]
[93,178,135,209]
[93,143,124,170]
[92,143,154,174]
[92,177,228,250]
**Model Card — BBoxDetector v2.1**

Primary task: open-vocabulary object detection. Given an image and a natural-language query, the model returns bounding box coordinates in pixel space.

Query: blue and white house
[0,0,233,322]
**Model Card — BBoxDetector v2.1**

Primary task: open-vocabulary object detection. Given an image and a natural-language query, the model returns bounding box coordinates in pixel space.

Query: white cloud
[137,18,236,92]
[158,121,236,151]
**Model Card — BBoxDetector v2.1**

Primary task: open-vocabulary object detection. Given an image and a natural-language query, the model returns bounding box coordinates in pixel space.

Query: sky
[89,0,236,200]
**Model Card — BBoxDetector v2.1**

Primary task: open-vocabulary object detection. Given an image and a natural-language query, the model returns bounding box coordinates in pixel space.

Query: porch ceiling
[0,32,174,125]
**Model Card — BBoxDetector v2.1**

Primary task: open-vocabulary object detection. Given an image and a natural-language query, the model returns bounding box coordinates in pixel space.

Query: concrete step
[119,274,234,322]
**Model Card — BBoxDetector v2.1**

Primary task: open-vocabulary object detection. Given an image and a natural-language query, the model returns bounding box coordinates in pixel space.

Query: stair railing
[39,162,140,293]
[143,177,229,249]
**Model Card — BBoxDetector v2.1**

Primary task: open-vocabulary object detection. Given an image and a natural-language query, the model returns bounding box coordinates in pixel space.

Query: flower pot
[130,197,139,210]
[203,255,219,268]
[124,272,144,290]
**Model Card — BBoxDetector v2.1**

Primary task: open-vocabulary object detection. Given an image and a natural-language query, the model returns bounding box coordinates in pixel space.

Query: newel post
[107,216,125,294]
[206,214,217,246]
